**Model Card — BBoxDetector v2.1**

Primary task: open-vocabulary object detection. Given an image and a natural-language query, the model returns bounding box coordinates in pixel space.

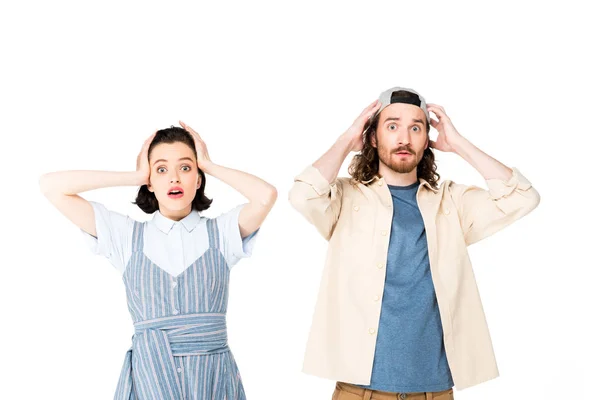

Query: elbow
[39,173,52,197]
[265,185,278,207]
[255,184,278,208]
[288,185,306,213]
[527,187,541,213]
[514,186,541,218]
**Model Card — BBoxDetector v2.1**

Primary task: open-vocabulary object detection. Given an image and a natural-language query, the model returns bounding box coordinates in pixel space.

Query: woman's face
[147,141,201,217]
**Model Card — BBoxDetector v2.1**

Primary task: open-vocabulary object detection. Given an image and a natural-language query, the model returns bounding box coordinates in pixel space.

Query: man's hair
[348,106,440,188]
[133,126,213,214]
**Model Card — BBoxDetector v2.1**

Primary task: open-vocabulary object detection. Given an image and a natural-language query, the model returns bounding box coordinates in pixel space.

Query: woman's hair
[133,126,213,214]
[348,109,440,189]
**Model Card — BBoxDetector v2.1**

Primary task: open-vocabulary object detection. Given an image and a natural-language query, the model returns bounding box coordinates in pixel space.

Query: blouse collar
[152,209,202,234]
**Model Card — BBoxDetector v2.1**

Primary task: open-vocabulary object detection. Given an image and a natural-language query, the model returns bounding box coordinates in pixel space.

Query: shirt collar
[151,210,202,234]
[418,177,440,193]
[360,175,439,193]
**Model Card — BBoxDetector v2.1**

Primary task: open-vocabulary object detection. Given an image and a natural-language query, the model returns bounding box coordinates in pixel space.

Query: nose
[396,128,411,146]
[169,172,181,184]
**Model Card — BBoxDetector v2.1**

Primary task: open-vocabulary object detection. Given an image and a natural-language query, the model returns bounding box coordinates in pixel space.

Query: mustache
[392,146,414,154]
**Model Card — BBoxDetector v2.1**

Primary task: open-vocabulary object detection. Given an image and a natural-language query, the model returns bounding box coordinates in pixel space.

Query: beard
[377,144,423,174]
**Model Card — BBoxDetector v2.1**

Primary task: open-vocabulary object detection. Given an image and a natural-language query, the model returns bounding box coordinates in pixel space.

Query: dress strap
[131,221,145,253]
[206,218,220,249]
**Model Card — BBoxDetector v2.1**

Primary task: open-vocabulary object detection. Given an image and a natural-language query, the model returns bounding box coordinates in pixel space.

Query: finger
[142,131,156,149]
[361,99,381,116]
[181,121,201,138]
[180,121,197,137]
[362,100,381,121]
[429,139,438,149]
[427,104,447,118]
[362,99,379,112]
[427,106,444,120]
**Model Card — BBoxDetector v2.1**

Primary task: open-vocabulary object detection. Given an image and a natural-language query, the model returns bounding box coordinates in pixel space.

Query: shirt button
[369,328,376,334]
[378,181,383,186]
[377,263,384,269]
[173,309,179,315]
[381,230,387,236]
[172,281,177,288]
[444,209,450,215]
[177,367,182,373]
[373,295,380,301]
[353,205,360,211]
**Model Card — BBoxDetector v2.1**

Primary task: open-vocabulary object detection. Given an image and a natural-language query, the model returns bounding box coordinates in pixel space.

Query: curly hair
[348,112,440,188]
[133,126,213,214]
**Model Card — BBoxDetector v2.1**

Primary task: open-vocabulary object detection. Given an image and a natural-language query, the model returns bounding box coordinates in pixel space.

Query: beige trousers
[332,382,454,400]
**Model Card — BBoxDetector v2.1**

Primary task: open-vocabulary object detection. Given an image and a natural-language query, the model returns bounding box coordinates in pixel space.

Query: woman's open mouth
[167,187,184,199]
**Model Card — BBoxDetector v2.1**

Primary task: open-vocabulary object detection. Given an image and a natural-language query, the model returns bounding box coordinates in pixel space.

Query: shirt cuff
[485,167,533,200]
[227,204,260,260]
[79,201,106,256]
[80,228,102,254]
[239,228,259,258]
[294,165,339,200]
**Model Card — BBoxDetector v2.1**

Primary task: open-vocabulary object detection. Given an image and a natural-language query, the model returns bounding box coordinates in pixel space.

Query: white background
[2,1,599,399]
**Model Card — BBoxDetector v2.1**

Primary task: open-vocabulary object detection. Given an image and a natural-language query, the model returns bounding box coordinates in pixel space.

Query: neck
[158,204,193,221]
[377,161,419,186]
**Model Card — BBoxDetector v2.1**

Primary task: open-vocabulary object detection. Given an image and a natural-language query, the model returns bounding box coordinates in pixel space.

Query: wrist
[199,160,216,175]
[338,132,356,152]
[450,135,470,156]
[132,171,149,186]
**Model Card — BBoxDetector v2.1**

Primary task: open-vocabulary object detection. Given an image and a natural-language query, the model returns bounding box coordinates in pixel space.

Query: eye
[388,123,397,131]
[411,126,420,132]
[181,165,191,171]
[157,167,166,173]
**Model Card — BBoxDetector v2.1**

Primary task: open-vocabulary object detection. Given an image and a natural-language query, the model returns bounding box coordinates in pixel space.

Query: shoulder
[211,204,245,235]
[89,201,141,222]
[338,177,378,200]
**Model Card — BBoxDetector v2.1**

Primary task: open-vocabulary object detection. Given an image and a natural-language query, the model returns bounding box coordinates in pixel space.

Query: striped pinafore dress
[114,218,246,400]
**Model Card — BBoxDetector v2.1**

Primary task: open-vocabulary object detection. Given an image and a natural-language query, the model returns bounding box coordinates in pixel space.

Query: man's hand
[427,104,464,153]
[343,99,381,152]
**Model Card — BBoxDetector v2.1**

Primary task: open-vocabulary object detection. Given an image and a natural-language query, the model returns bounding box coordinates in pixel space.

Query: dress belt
[115,313,229,400]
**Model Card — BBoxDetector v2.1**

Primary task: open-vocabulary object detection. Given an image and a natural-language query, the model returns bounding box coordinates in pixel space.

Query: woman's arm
[179,121,277,238]
[203,162,277,238]
[39,132,154,238]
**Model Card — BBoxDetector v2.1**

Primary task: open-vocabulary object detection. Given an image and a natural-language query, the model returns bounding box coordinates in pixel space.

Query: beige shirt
[288,165,540,390]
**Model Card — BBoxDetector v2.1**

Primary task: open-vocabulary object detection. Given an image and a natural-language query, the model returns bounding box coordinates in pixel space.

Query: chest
[141,223,214,277]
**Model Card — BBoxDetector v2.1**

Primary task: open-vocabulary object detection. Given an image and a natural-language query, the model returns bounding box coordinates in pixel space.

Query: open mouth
[167,187,184,199]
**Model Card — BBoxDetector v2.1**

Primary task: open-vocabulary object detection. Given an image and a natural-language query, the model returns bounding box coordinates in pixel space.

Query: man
[288,87,540,399]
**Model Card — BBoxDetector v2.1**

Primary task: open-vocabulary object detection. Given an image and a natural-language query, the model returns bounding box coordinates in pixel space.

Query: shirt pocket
[343,196,374,237]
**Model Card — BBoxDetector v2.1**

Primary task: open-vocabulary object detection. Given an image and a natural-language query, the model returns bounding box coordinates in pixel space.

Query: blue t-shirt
[358,181,454,393]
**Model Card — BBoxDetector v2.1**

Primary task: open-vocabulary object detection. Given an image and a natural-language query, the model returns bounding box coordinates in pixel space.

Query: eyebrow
[152,157,195,166]
[384,117,425,125]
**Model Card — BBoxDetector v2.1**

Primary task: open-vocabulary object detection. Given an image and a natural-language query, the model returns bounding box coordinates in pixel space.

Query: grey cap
[375,86,430,123]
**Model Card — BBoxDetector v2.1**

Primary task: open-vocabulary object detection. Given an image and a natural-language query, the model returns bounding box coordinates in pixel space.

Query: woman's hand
[135,130,157,185]
[179,121,211,170]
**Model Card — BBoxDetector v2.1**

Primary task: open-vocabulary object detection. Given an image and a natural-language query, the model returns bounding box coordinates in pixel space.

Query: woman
[39,121,277,399]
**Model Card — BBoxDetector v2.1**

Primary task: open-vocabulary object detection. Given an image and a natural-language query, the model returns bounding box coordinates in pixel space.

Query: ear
[369,131,377,148]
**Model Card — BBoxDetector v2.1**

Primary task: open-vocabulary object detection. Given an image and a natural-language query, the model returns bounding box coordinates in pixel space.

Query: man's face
[371,103,429,174]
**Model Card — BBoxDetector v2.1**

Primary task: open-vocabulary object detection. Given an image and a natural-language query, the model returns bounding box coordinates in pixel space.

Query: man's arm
[288,100,381,240]
[427,104,541,246]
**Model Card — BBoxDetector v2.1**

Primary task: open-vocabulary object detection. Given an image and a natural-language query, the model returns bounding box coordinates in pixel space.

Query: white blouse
[81,201,259,276]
